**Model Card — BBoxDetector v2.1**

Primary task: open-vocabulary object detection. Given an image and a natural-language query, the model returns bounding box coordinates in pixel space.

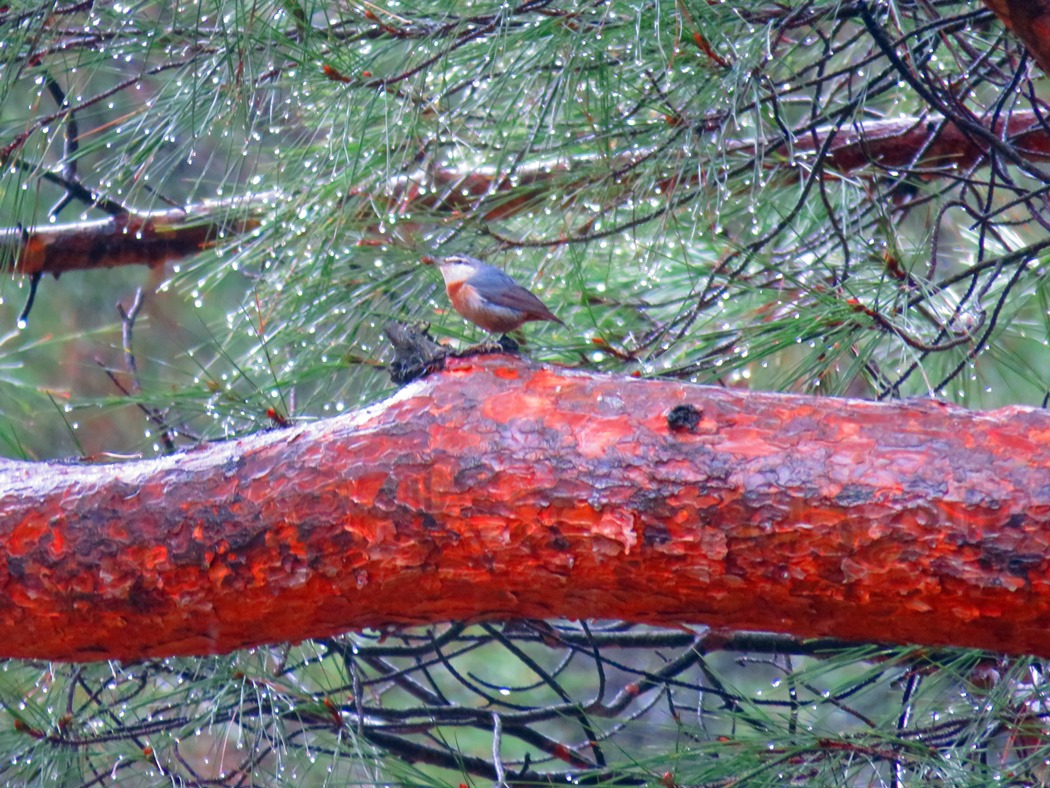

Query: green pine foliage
[0,0,1048,785]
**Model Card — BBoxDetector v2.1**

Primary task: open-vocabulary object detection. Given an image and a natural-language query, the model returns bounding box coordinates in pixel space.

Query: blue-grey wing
[467,264,562,322]
[467,265,523,293]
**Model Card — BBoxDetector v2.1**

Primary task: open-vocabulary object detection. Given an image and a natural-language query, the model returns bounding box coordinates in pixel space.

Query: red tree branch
[2,354,1049,662]
[0,197,264,276]
[984,0,1050,76]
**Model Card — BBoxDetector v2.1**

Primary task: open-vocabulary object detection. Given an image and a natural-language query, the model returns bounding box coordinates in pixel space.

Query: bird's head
[421,254,486,286]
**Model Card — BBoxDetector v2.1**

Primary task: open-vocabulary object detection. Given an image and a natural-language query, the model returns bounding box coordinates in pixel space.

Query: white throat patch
[438,262,478,286]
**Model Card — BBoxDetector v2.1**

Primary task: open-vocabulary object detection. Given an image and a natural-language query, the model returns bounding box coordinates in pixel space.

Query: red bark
[1,355,1049,662]
[984,0,1050,76]
[0,199,262,276]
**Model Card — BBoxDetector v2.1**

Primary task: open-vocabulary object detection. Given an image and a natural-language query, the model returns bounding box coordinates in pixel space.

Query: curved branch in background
[2,111,1049,274]
[1,353,1049,662]
[785,109,1050,175]
[385,110,1050,224]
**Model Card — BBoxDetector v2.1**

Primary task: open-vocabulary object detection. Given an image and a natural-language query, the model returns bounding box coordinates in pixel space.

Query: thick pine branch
[1,354,1048,662]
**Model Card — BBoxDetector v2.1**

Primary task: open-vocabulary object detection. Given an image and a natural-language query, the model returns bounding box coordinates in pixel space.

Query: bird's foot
[455,341,509,358]
[454,335,522,358]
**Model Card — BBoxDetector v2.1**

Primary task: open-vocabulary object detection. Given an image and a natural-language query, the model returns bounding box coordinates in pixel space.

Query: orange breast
[445,283,526,332]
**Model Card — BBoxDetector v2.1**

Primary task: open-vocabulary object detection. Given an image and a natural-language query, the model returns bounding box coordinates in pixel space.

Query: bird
[422,254,564,336]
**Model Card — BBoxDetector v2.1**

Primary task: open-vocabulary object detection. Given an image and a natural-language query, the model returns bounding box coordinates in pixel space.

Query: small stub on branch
[384,321,448,384]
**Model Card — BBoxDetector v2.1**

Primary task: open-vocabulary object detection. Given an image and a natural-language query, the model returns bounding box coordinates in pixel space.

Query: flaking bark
[1,355,1049,662]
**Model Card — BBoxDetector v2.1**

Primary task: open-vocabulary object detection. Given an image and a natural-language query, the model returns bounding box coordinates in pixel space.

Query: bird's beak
[420,255,438,266]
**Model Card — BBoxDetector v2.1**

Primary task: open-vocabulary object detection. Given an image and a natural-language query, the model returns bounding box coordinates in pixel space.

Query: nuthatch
[422,254,564,335]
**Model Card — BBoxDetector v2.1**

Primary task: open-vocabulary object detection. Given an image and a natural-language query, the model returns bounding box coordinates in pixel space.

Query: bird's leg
[456,338,512,357]
[454,334,520,358]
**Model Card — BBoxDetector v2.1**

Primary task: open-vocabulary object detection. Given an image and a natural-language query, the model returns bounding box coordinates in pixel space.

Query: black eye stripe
[442,254,481,265]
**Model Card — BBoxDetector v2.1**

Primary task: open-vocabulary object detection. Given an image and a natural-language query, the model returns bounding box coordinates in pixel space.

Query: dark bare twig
[16,73,89,328]
[94,289,178,455]
[117,288,146,385]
